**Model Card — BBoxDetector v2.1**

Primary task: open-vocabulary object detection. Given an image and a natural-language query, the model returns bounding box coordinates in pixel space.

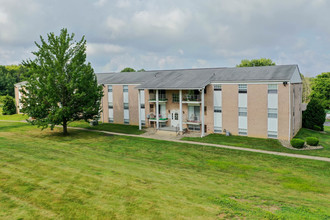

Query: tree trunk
[63,119,68,135]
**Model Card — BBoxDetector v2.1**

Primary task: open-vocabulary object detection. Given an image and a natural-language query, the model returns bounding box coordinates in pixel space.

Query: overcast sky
[0,0,329,76]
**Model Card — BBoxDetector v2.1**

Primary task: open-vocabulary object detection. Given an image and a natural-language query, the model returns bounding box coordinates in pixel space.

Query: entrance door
[171,110,179,127]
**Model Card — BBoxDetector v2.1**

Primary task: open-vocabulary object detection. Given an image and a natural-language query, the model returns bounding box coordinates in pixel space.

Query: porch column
[201,88,205,137]
[179,90,183,133]
[156,89,159,129]
[138,89,141,130]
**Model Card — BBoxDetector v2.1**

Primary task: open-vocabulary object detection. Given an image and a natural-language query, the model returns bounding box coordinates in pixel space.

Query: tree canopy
[0,65,28,97]
[236,58,275,67]
[121,67,136,72]
[21,28,103,135]
[309,72,330,109]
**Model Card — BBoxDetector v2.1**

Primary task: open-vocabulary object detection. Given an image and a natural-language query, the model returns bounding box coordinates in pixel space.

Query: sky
[0,0,329,77]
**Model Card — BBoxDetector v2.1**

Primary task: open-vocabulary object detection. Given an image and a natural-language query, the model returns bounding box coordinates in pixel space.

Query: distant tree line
[0,65,30,97]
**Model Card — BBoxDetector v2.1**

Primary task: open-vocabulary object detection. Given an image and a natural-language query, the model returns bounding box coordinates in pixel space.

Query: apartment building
[97,65,302,140]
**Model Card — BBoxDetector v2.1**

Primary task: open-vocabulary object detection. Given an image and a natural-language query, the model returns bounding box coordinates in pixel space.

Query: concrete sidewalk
[68,126,330,163]
[0,120,329,162]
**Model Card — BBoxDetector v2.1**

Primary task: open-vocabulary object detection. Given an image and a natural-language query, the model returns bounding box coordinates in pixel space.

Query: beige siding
[292,83,303,137]
[128,85,139,125]
[278,84,290,140]
[113,85,124,124]
[204,85,214,133]
[222,84,238,135]
[247,84,268,138]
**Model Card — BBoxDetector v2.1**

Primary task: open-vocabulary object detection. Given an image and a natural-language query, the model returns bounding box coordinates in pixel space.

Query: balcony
[185,115,201,125]
[148,93,168,102]
[182,94,201,103]
[148,113,168,122]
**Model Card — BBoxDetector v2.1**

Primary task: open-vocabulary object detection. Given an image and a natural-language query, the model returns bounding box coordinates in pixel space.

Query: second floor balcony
[182,94,201,102]
[149,93,168,102]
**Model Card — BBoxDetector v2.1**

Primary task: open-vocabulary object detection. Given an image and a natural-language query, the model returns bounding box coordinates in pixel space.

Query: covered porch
[137,88,206,137]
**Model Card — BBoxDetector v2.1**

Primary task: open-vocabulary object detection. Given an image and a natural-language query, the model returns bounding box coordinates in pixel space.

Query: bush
[290,138,305,148]
[306,137,319,146]
[302,99,326,131]
[2,95,16,115]
[313,125,321,131]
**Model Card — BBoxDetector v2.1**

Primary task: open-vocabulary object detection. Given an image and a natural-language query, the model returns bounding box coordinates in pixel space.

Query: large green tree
[21,28,103,135]
[236,58,275,67]
[309,72,330,109]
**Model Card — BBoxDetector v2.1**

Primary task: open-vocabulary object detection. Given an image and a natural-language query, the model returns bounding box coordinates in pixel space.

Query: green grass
[69,120,145,135]
[0,121,329,219]
[295,126,330,149]
[182,127,330,158]
[0,107,28,121]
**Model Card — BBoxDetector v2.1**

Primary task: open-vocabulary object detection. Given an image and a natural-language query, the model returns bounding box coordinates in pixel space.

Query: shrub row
[290,137,320,148]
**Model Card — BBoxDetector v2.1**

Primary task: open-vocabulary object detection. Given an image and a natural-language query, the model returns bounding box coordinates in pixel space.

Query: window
[150,104,154,110]
[268,131,277,138]
[204,106,207,115]
[214,106,222,113]
[123,85,128,92]
[108,102,113,109]
[175,113,179,120]
[124,119,129,124]
[188,124,200,131]
[239,128,247,135]
[108,85,112,92]
[141,104,145,109]
[214,126,222,133]
[124,103,129,109]
[268,108,277,118]
[238,84,247,93]
[108,118,114,123]
[214,84,222,91]
[172,93,179,103]
[141,120,145,126]
[268,84,277,94]
[238,107,247,116]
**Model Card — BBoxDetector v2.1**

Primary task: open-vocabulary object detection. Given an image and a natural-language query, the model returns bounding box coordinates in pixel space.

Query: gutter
[288,82,291,140]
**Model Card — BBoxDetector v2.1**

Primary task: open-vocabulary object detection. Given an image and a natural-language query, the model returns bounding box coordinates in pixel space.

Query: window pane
[238,84,247,93]
[123,85,128,92]
[214,85,222,91]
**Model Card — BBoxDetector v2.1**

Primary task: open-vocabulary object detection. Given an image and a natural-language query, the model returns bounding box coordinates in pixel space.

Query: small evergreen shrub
[302,99,326,131]
[2,95,16,115]
[290,138,305,148]
[313,125,321,131]
[306,137,319,146]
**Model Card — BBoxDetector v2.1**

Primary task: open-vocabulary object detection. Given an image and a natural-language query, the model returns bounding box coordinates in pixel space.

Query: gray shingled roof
[96,65,299,89]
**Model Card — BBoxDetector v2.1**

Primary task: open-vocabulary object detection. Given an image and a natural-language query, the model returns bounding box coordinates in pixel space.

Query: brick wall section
[278,83,290,140]
[128,85,139,125]
[204,85,214,133]
[292,83,303,137]
[112,85,124,124]
[222,84,238,135]
[247,84,268,138]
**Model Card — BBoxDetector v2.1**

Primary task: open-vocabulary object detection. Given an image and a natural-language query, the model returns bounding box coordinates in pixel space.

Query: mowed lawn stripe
[0,122,329,219]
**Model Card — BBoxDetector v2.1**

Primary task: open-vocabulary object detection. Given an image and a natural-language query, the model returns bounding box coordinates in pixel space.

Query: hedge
[306,137,319,146]
[290,138,305,148]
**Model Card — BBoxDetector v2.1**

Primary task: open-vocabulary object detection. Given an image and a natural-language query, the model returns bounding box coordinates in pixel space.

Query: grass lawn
[0,107,28,121]
[69,121,145,135]
[182,127,330,158]
[0,121,329,219]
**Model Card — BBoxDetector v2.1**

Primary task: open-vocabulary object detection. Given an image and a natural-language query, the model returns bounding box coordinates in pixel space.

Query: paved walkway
[68,127,330,163]
[1,120,329,162]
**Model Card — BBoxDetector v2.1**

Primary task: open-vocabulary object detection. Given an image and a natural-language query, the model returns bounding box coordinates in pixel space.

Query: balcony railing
[148,113,168,121]
[182,94,201,102]
[186,115,201,123]
[149,93,167,101]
